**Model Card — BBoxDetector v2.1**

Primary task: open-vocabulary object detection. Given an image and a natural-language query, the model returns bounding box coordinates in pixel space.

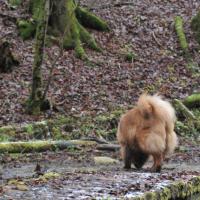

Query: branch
[87,2,135,10]
[96,144,120,151]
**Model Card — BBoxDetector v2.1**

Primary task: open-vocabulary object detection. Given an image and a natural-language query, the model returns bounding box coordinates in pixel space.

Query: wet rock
[94,156,119,165]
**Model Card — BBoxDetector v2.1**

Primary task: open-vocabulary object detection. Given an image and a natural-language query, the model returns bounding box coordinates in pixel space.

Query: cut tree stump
[0,40,19,73]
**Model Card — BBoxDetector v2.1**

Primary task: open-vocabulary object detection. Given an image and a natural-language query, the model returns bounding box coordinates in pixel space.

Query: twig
[152,31,162,47]
[87,2,135,10]
[81,136,109,144]
[0,31,13,41]
[96,144,120,151]
[0,13,18,22]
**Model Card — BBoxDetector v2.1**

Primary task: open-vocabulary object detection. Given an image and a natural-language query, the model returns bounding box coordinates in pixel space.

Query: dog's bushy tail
[137,93,176,123]
[137,93,178,155]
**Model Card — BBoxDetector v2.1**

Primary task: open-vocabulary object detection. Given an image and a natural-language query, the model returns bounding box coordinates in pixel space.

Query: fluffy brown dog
[117,94,178,172]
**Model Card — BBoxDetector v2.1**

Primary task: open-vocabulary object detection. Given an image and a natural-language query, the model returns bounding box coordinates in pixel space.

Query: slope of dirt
[0,0,200,125]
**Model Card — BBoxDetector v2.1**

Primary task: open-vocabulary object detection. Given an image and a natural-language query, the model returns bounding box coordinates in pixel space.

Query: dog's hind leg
[123,145,132,169]
[151,153,163,172]
[131,149,149,169]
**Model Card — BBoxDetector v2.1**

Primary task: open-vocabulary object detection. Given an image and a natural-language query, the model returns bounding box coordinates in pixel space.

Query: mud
[0,142,200,200]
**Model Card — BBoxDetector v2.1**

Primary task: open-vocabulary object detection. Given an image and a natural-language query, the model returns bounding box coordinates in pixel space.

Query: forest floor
[0,138,200,199]
[0,0,200,125]
[0,0,200,199]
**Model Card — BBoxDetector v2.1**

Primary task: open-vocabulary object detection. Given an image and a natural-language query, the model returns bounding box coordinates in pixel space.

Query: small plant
[124,52,136,62]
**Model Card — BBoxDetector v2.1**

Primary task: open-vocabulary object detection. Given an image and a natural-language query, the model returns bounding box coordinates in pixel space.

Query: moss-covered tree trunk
[191,10,200,44]
[22,0,109,59]
[26,0,49,115]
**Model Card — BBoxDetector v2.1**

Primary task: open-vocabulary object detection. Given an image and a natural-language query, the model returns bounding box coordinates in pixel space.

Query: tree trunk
[26,0,49,115]
[20,0,109,59]
[191,10,200,44]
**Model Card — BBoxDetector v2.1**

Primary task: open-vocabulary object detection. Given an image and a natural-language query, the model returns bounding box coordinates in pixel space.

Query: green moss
[25,124,33,134]
[135,177,200,200]
[51,127,62,140]
[9,0,21,7]
[64,1,87,59]
[75,40,86,59]
[0,109,121,142]
[183,93,200,108]
[28,0,108,59]
[144,192,157,199]
[175,121,190,136]
[79,23,101,51]
[17,20,36,40]
[0,126,15,134]
[41,172,60,180]
[29,0,43,20]
[0,140,77,153]
[0,134,11,142]
[0,126,16,140]
[54,116,75,126]
[0,141,50,153]
[174,16,189,52]
[75,7,109,31]
[159,187,171,200]
[191,11,200,44]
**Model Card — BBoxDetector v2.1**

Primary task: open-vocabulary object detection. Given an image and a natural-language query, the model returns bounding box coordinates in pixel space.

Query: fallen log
[0,140,96,153]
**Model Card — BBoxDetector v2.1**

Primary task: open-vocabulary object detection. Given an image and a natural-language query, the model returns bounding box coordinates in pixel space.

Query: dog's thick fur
[117,94,178,172]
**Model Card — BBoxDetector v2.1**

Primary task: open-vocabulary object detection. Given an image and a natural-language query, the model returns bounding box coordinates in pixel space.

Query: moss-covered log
[0,139,96,153]
[18,0,109,59]
[173,99,200,139]
[132,176,200,200]
[26,0,49,115]
[0,140,73,153]
[174,16,189,54]
[173,99,196,120]
[191,10,200,44]
[0,40,19,73]
[183,93,200,108]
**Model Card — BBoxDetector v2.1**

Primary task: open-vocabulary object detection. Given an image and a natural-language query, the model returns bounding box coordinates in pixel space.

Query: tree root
[19,0,109,59]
